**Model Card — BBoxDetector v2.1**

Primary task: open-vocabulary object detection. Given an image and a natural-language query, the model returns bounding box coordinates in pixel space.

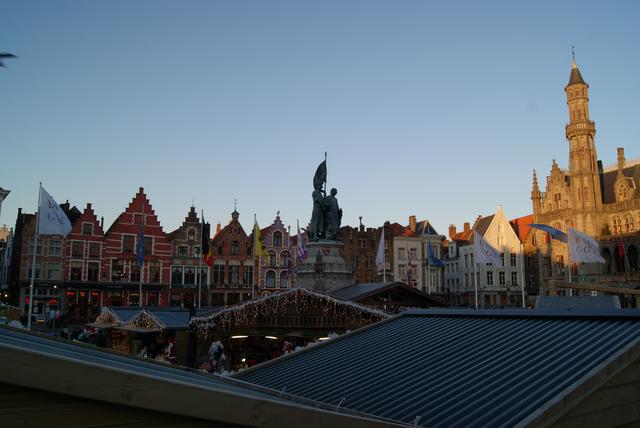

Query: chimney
[463,222,471,233]
[448,224,457,239]
[87,203,92,210]
[100,216,104,229]
[617,147,626,171]
[409,215,417,233]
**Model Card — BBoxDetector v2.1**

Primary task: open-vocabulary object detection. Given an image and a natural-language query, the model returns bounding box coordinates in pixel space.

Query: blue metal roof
[235,310,640,427]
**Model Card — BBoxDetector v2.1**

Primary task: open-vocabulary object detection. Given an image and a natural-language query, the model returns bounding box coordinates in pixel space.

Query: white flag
[38,187,72,237]
[375,228,385,272]
[568,228,605,263]
[473,230,502,266]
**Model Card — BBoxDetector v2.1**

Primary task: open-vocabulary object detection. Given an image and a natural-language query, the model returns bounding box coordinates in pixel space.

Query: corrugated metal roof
[0,325,406,428]
[235,310,640,428]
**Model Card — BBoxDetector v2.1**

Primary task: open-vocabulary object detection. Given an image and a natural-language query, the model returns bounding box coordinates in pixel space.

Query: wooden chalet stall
[190,288,389,371]
[91,307,193,365]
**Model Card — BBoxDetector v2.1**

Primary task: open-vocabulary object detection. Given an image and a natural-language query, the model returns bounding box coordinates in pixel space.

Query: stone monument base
[296,241,353,294]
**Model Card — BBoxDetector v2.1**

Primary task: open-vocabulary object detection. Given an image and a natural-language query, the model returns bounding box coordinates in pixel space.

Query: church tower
[565,59,603,223]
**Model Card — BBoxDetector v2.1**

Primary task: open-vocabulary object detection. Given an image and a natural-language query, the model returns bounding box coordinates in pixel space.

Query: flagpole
[198,210,204,308]
[519,243,526,308]
[27,183,42,330]
[252,214,257,300]
[427,250,431,294]
[139,212,144,307]
[473,258,478,310]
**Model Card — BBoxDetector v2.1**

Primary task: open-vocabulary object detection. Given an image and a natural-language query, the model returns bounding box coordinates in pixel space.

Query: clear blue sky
[2,1,639,235]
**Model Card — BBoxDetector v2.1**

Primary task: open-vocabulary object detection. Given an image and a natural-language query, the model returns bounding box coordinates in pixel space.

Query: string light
[190,288,389,339]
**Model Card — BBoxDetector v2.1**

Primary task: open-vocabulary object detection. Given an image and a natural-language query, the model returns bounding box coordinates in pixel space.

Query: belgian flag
[202,215,213,267]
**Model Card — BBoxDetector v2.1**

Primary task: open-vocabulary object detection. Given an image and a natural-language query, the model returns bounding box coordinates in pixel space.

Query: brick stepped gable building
[528,59,640,292]
[256,213,293,296]
[167,206,209,307]
[103,188,172,307]
[8,202,81,319]
[63,203,106,322]
[209,209,253,306]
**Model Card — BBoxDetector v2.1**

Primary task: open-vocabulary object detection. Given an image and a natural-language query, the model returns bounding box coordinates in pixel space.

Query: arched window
[187,228,196,242]
[543,232,550,244]
[625,215,634,232]
[231,240,239,256]
[269,251,277,267]
[273,231,282,247]
[265,270,276,288]
[281,251,289,267]
[280,271,289,289]
[613,217,622,234]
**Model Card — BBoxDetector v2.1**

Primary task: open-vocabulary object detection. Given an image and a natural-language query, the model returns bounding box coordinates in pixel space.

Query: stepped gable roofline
[214,210,248,241]
[168,206,204,239]
[105,187,166,236]
[68,203,105,237]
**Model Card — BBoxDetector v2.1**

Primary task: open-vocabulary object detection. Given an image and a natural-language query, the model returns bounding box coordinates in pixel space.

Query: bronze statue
[308,159,342,241]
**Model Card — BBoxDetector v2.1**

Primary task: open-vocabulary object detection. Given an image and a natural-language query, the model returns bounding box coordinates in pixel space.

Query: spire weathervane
[571,45,575,61]
[234,198,238,212]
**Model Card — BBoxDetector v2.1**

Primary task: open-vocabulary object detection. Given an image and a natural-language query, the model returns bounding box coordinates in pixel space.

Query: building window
[177,246,188,258]
[184,267,196,285]
[487,271,493,286]
[265,270,276,288]
[187,228,195,242]
[281,251,289,268]
[213,265,224,284]
[70,261,83,281]
[269,251,277,267]
[217,246,223,256]
[464,273,468,286]
[243,266,253,285]
[111,259,125,281]
[87,262,99,281]
[409,248,417,261]
[625,215,634,232]
[131,264,140,282]
[71,241,84,258]
[555,255,565,274]
[399,264,406,279]
[171,266,183,285]
[199,267,208,285]
[82,222,93,235]
[29,239,43,256]
[230,241,239,256]
[27,263,41,279]
[499,253,505,266]
[613,217,622,234]
[398,248,406,261]
[543,233,550,244]
[47,263,61,280]
[280,271,289,288]
[499,271,505,286]
[143,236,153,255]
[122,235,135,254]
[511,271,518,286]
[247,247,252,256]
[543,257,551,277]
[145,260,157,283]
[230,265,240,284]
[510,253,517,267]
[88,242,101,259]
[48,239,62,257]
[273,231,282,247]
[359,239,366,249]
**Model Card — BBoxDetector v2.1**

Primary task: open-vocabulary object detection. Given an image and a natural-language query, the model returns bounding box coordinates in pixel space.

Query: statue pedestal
[296,241,353,294]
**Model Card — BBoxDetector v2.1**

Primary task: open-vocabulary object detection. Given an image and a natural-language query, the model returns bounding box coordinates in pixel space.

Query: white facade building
[446,207,526,307]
